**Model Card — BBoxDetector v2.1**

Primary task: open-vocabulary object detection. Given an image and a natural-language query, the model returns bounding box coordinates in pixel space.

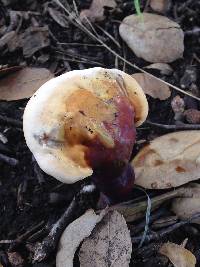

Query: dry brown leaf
[0,65,23,78]
[172,183,200,224]
[119,13,184,63]
[132,131,200,189]
[80,0,116,22]
[132,73,171,100]
[21,26,49,58]
[56,209,106,267]
[48,8,69,28]
[0,67,54,101]
[79,210,132,267]
[159,242,196,267]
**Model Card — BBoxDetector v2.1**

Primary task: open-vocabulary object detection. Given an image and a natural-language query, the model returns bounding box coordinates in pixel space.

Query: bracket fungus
[23,67,148,203]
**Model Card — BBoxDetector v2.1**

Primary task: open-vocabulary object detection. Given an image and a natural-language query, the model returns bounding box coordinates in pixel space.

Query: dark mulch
[0,0,200,266]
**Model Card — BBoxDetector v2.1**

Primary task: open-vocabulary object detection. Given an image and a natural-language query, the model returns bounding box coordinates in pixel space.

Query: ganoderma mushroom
[23,67,148,203]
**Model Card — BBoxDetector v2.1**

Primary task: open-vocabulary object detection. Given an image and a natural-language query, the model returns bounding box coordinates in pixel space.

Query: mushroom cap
[23,67,148,183]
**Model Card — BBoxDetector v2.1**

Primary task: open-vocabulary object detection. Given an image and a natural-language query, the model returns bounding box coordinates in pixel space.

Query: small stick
[146,121,200,130]
[129,209,166,235]
[0,115,22,128]
[33,184,97,262]
[0,153,18,166]
[132,212,200,244]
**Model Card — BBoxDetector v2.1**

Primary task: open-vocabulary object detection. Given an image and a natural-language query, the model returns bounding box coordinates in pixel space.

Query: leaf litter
[79,210,132,267]
[132,131,200,189]
[132,72,171,100]
[56,209,106,267]
[80,0,117,22]
[159,242,196,267]
[0,67,54,100]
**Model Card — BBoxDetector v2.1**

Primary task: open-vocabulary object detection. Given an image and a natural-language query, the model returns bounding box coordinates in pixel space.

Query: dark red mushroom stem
[84,95,136,204]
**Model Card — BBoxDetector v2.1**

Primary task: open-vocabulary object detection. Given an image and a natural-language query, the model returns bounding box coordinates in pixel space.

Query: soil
[0,0,200,266]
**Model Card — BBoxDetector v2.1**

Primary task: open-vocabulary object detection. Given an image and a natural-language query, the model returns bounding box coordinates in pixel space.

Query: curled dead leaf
[132,131,200,189]
[56,209,106,267]
[0,67,54,101]
[172,183,200,224]
[145,63,173,76]
[79,210,132,267]
[132,73,171,100]
[80,0,116,22]
[159,242,196,267]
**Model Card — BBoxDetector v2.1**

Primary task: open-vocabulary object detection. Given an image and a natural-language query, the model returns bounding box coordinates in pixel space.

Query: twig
[146,121,200,130]
[0,153,18,166]
[132,212,200,244]
[185,27,200,36]
[0,240,15,244]
[111,187,186,222]
[95,24,121,48]
[130,209,166,235]
[33,184,97,262]
[0,115,22,127]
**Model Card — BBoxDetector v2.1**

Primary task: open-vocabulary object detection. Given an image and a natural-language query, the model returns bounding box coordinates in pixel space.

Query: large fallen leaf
[132,73,171,100]
[159,242,196,267]
[79,210,132,267]
[119,13,184,63]
[132,131,200,189]
[0,65,23,78]
[80,0,116,22]
[0,67,54,101]
[172,183,200,224]
[56,209,106,267]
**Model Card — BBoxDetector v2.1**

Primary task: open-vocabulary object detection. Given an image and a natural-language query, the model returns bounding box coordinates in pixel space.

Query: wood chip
[0,67,54,101]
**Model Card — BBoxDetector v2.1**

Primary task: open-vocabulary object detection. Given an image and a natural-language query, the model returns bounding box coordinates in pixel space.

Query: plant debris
[80,0,117,22]
[132,131,200,189]
[184,109,200,124]
[145,63,173,76]
[0,0,200,266]
[0,67,54,100]
[159,242,196,267]
[79,210,132,267]
[56,209,106,267]
[171,183,200,224]
[150,0,170,13]
[132,73,171,100]
[119,13,184,63]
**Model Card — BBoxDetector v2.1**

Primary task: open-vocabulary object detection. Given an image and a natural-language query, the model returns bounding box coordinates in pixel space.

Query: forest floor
[0,0,200,266]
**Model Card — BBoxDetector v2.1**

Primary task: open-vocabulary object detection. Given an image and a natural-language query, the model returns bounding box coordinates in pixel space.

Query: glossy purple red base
[92,163,135,204]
